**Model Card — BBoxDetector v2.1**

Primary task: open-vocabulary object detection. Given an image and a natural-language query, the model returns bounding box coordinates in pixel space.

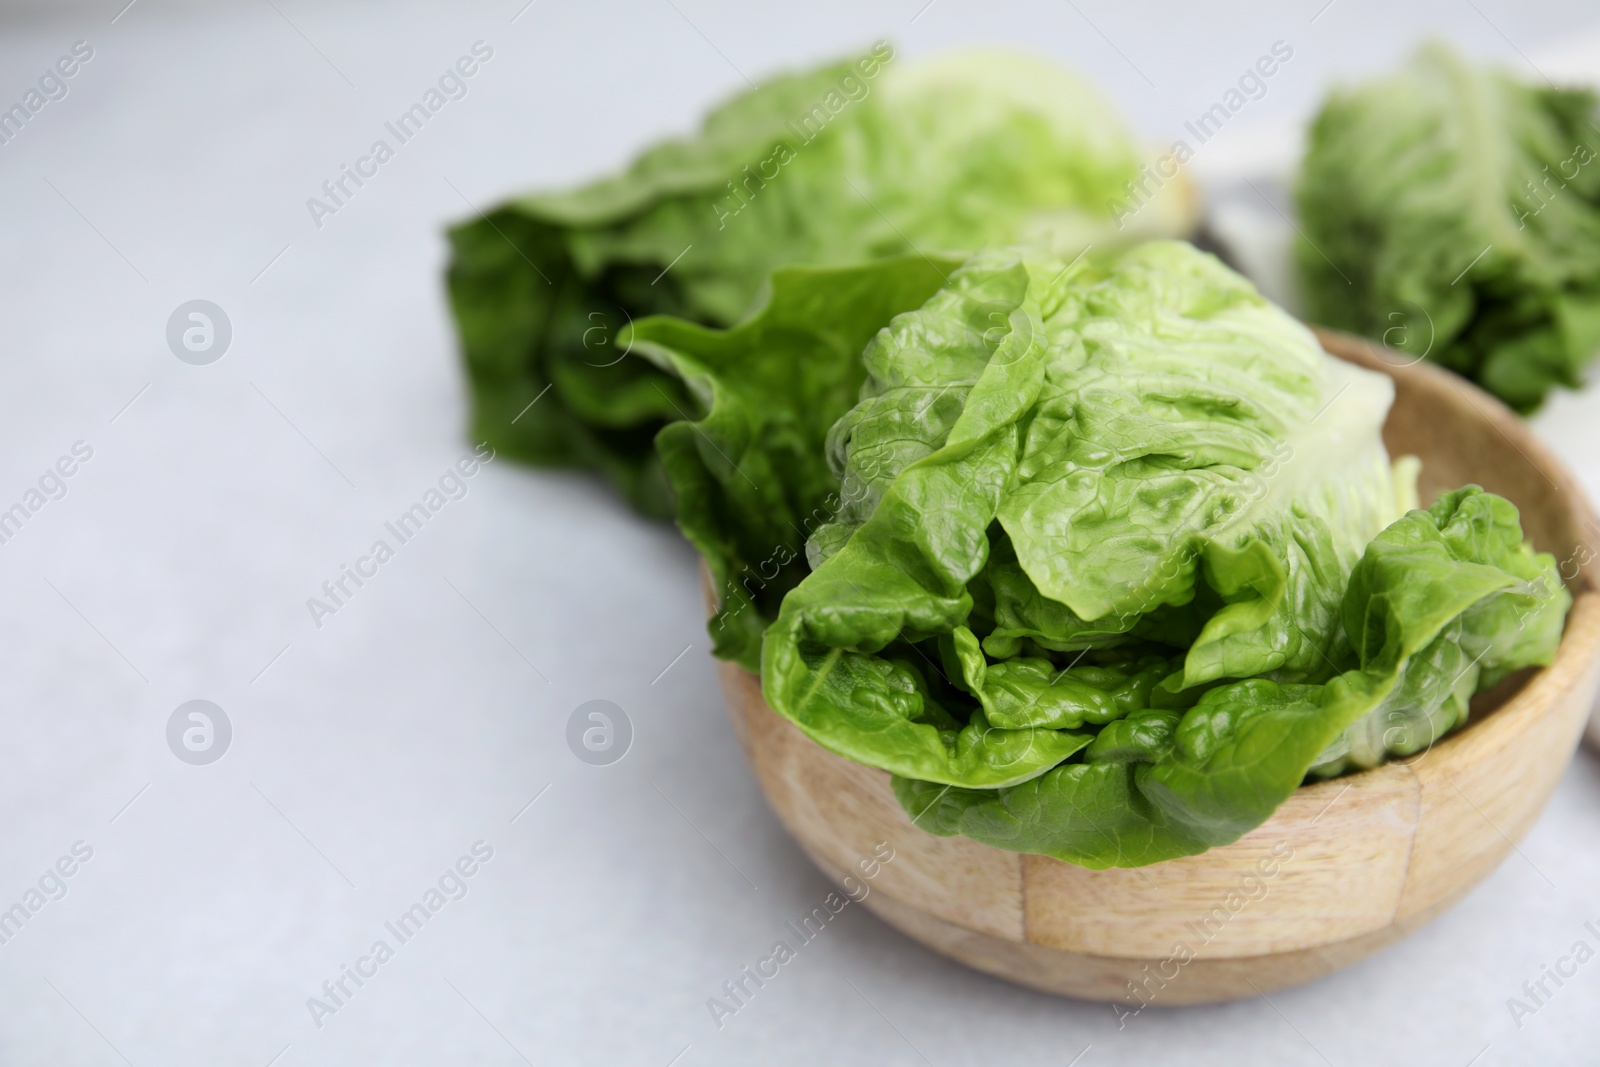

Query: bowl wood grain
[711,329,1600,1005]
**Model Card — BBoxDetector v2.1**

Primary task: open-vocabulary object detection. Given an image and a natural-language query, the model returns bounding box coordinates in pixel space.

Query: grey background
[1,1,1599,1064]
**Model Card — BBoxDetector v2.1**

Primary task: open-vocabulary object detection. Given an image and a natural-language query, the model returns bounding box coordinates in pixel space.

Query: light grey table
[1,2,1597,1064]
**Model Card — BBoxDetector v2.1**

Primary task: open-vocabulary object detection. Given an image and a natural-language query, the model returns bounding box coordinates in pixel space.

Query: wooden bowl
[711,329,1600,1005]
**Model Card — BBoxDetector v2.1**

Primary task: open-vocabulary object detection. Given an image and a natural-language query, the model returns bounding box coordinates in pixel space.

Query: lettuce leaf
[895,678,1359,867]
[1296,42,1600,411]
[446,46,1194,514]
[1308,486,1570,775]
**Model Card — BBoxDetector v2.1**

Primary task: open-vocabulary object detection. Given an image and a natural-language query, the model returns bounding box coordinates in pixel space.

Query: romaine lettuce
[1296,42,1600,411]
[446,45,1194,515]
[757,241,1569,867]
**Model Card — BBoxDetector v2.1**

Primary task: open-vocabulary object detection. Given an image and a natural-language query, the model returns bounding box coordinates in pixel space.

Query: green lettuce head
[446,45,1195,516]
[1296,42,1600,411]
[756,241,1568,868]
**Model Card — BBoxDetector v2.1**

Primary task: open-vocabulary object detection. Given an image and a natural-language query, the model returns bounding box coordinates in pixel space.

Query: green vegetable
[1296,42,1600,411]
[446,45,1194,515]
[756,241,1568,867]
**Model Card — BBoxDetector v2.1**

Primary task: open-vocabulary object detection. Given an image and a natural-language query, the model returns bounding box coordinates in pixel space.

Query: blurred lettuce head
[446,44,1196,516]
[1296,41,1600,411]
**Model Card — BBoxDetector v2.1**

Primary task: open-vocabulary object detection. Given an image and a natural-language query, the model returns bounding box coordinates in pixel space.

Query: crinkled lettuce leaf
[895,677,1368,867]
[446,45,1194,514]
[986,248,1408,688]
[1296,42,1600,411]
[1308,485,1569,775]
